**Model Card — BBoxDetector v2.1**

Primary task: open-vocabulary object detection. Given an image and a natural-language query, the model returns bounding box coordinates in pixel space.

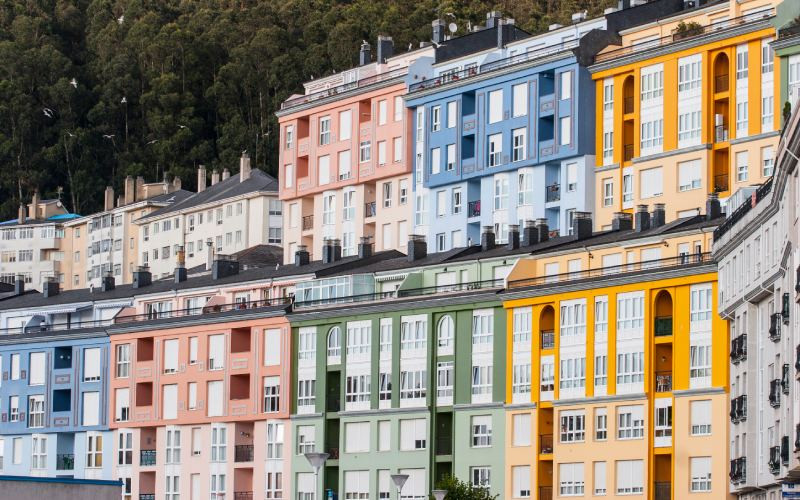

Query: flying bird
[43,108,54,118]
[117,15,124,24]
[241,149,247,155]
[120,97,127,104]
[69,78,77,88]
[146,139,158,145]
[102,134,115,139]
[65,131,75,137]
[408,43,413,51]
[177,124,187,129]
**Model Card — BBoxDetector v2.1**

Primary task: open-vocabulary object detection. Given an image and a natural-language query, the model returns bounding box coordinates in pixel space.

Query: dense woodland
[0,0,616,219]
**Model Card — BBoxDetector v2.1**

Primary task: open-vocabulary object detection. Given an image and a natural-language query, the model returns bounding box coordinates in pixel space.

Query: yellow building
[502,209,729,499]
[590,0,782,228]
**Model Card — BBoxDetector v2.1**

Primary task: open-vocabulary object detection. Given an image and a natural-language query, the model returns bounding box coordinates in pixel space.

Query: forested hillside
[0,0,615,218]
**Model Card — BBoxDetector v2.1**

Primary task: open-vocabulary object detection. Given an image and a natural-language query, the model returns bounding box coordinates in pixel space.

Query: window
[512,413,531,447]
[488,133,502,167]
[263,329,280,366]
[285,125,294,149]
[471,415,492,447]
[602,178,614,206]
[318,155,330,185]
[640,167,663,198]
[359,141,371,163]
[472,310,493,346]
[565,162,578,192]
[118,430,133,465]
[207,380,223,417]
[210,474,226,500]
[82,391,100,426]
[393,137,402,162]
[399,418,426,450]
[763,95,774,131]
[690,343,712,382]
[559,116,571,146]
[617,405,645,439]
[377,140,387,165]
[163,339,178,374]
[115,388,130,422]
[512,128,526,162]
[431,106,441,131]
[678,159,701,191]
[431,147,441,175]
[690,457,712,492]
[29,351,45,385]
[616,460,644,494]
[762,146,774,177]
[9,396,19,422]
[297,425,315,454]
[263,376,280,412]
[690,400,712,436]
[678,111,701,144]
[298,328,316,362]
[559,462,585,496]
[399,179,408,205]
[736,44,748,80]
[188,382,197,409]
[736,100,748,134]
[594,462,607,496]
[31,434,47,469]
[560,71,572,100]
[400,316,427,352]
[471,364,492,399]
[378,99,387,125]
[560,411,585,442]
[436,361,454,402]
[690,285,712,321]
[678,57,701,92]
[445,143,456,171]
[603,131,613,161]
[116,344,130,378]
[86,432,103,468]
[319,116,331,145]
[266,421,284,459]
[513,83,528,117]
[344,422,370,453]
[400,370,426,402]
[512,466,531,498]
[165,475,179,500]
[165,428,181,464]
[379,319,392,357]
[493,176,508,210]
[345,374,370,406]
[437,315,454,352]
[383,182,392,208]
[640,119,663,151]
[622,172,633,203]
[595,408,607,441]
[394,96,403,122]
[603,80,613,111]
[452,188,462,215]
[211,424,227,461]
[12,438,21,465]
[559,356,585,392]
[297,379,316,410]
[488,89,503,123]
[640,67,664,100]
[471,467,491,490]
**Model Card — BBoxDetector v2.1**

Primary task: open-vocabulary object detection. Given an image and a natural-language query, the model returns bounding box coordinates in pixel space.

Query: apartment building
[0,191,77,287]
[772,1,800,111]
[502,204,728,500]
[590,0,785,228]
[136,156,282,279]
[277,37,434,263]
[713,81,800,499]
[405,13,604,250]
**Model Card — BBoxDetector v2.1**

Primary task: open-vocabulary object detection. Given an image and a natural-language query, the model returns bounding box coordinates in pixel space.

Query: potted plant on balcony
[673,21,703,41]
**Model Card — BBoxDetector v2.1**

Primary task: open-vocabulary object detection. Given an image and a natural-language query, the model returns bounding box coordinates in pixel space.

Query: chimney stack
[101,273,115,292]
[240,154,251,182]
[222,168,230,181]
[295,245,310,266]
[31,190,40,218]
[481,226,496,251]
[358,236,373,259]
[486,11,502,28]
[172,176,181,190]
[611,212,633,231]
[523,220,538,246]
[407,235,427,262]
[706,193,721,220]
[634,204,650,232]
[507,224,520,250]
[377,36,394,63]
[135,176,145,200]
[650,203,666,228]
[197,165,207,192]
[535,218,550,242]
[124,175,135,204]
[14,275,24,296]
[432,19,445,44]
[42,277,60,298]
[212,254,239,280]
[497,18,509,48]
[104,186,114,211]
[175,246,187,283]
[132,266,152,288]
[206,241,214,270]
[359,41,371,66]
[211,169,220,186]
[17,203,26,224]
[572,211,593,240]
[322,238,342,264]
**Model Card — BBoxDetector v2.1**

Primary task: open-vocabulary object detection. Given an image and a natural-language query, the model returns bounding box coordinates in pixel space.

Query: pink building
[277,37,433,262]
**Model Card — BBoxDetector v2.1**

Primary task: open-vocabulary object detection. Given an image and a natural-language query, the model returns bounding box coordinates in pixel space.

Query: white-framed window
[617,405,645,439]
[297,379,316,410]
[285,125,294,149]
[488,133,502,167]
[296,425,315,454]
[595,408,607,441]
[594,461,607,496]
[678,159,701,191]
[616,460,644,495]
[208,334,225,370]
[31,434,47,469]
[559,116,571,146]
[690,342,712,382]
[430,147,441,175]
[559,356,586,392]
[339,109,351,141]
[399,418,426,450]
[319,116,331,145]
[29,351,45,385]
[437,361,454,401]
[603,131,613,161]
[345,374,370,405]
[616,351,644,387]
[266,421,284,459]
[488,89,503,123]
[602,178,614,207]
[81,391,99,426]
[377,140,387,166]
[471,364,492,398]
[471,466,492,490]
[298,328,316,362]
[678,57,701,92]
[344,421,370,453]
[512,128,526,162]
[338,149,352,180]
[513,465,531,498]
[603,80,613,111]
[118,430,133,465]
[640,166,663,199]
[452,188,462,214]
[559,410,585,443]
[690,457,712,492]
[690,400,712,435]
[512,413,531,447]
[263,376,280,413]
[640,67,663,101]
[736,100,748,134]
[86,431,103,468]
[512,307,532,344]
[165,475,180,500]
[678,111,701,143]
[359,141,371,163]
[379,319,392,358]
[446,100,457,128]
[762,145,775,177]
[165,428,181,464]
[513,83,528,117]
[559,462,585,496]
[762,95,774,131]
[623,172,633,203]
[437,315,454,353]
[400,370,426,401]
[327,326,341,361]
[736,44,748,80]
[446,143,456,171]
[210,473,226,500]
[471,415,492,447]
[431,105,441,131]
[560,299,586,339]
[690,285,713,321]
[518,171,533,206]
[115,388,130,422]
[493,175,508,210]
[640,119,663,151]
[116,344,130,378]
[566,162,578,192]
[560,71,572,100]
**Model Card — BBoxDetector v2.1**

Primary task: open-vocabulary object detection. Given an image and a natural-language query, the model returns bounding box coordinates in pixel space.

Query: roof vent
[407,235,427,262]
[132,266,152,288]
[295,245,310,267]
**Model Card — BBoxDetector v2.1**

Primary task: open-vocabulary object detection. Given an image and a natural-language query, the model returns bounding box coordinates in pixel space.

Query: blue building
[405,13,607,251]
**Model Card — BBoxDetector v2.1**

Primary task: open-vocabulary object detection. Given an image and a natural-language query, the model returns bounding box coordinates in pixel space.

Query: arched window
[327,326,341,359]
[438,315,454,351]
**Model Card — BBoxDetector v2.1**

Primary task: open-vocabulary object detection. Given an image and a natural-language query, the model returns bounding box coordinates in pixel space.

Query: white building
[136,155,282,278]
[714,106,800,499]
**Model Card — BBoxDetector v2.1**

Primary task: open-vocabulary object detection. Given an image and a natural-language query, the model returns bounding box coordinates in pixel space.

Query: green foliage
[0,0,615,219]
[432,475,498,500]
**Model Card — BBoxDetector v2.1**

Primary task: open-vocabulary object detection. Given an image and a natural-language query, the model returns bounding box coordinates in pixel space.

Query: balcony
[139,495,156,500]
[467,200,481,218]
[623,144,634,162]
[540,434,553,454]
[140,449,156,466]
[731,334,747,364]
[714,173,729,192]
[730,395,747,423]
[234,444,254,463]
[364,202,377,218]
[436,435,453,455]
[769,379,781,408]
[654,317,672,337]
[782,363,790,395]
[624,96,634,114]
[655,482,670,500]
[729,457,746,484]
[541,330,555,350]
[326,394,341,413]
[234,493,254,500]
[715,74,729,93]
[56,453,74,470]
[769,313,781,341]
[539,486,553,500]
[545,183,560,203]
[655,372,672,393]
[782,435,790,466]
[327,447,340,460]
[301,215,313,231]
[769,445,781,474]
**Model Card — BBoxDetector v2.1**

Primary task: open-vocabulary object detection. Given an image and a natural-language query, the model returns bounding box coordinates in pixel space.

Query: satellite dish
[448,22,457,33]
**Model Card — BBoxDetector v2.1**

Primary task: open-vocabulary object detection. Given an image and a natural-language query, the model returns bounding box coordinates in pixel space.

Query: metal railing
[623,96,634,114]
[783,363,790,394]
[282,68,407,109]
[595,11,774,63]
[769,445,781,474]
[714,177,773,240]
[539,486,553,500]
[654,317,672,336]
[539,434,553,454]
[541,330,555,349]
[509,253,713,290]
[715,124,729,142]
[769,379,781,408]
[56,453,74,470]
[294,290,397,309]
[365,201,377,218]
[715,74,729,93]
[545,183,560,202]
[654,482,671,500]
[234,492,254,500]
[140,449,156,466]
[729,457,746,484]
[713,173,729,193]
[302,215,314,231]
[397,278,504,298]
[730,395,747,423]
[409,39,579,93]
[139,495,156,500]
[623,144,634,162]
[769,313,782,341]
[731,334,747,364]
[468,200,481,217]
[655,372,672,393]
[234,444,254,462]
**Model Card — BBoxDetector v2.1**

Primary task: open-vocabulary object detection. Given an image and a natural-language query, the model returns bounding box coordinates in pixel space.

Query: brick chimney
[240,153,251,182]
[104,186,115,211]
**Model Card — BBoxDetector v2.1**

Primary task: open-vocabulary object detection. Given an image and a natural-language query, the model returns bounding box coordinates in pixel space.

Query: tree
[432,475,499,500]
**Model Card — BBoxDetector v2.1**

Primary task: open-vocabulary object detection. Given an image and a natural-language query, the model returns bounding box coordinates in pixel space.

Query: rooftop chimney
[377,35,394,63]
[101,273,115,292]
[295,245,310,266]
[507,224,520,250]
[407,235,427,262]
[358,236,373,259]
[650,203,666,228]
[535,218,550,242]
[706,193,721,220]
[240,153,251,182]
[132,266,152,288]
[359,41,371,66]
[175,246,187,283]
[497,18,507,48]
[612,212,633,231]
[197,165,207,192]
[135,176,145,200]
[172,176,181,190]
[104,186,114,211]
[124,175,135,204]
[17,203,26,224]
[222,168,230,181]
[572,211,593,240]
[486,11,502,28]
[31,190,40,218]
[206,241,214,271]
[432,19,445,44]
[14,275,24,296]
[523,220,538,246]
[481,226,496,251]
[211,169,220,186]
[322,238,342,264]
[42,277,60,298]
[634,204,650,232]
[212,254,239,280]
